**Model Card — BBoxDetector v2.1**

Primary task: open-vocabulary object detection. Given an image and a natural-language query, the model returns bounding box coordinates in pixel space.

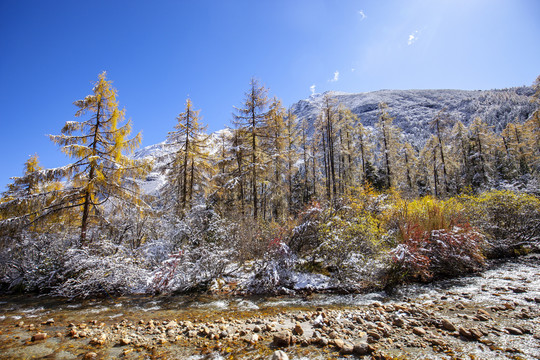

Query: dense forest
[1,73,539,298]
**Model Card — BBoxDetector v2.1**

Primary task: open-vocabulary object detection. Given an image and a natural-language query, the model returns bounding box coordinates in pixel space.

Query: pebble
[273,331,292,347]
[31,332,47,341]
[293,322,304,336]
[505,327,523,335]
[83,352,98,360]
[441,319,457,332]
[353,341,372,355]
[272,350,289,360]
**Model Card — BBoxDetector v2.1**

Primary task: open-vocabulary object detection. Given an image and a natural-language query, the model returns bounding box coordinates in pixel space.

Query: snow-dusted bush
[53,245,151,298]
[461,190,540,257]
[0,231,74,293]
[386,225,485,285]
[316,197,386,281]
[152,244,233,293]
[247,240,297,294]
[288,201,323,255]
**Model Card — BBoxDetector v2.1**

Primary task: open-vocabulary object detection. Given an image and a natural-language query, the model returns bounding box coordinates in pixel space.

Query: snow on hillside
[292,87,535,146]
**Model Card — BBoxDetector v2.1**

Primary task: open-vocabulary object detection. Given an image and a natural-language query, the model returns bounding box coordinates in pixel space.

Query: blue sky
[0,0,539,190]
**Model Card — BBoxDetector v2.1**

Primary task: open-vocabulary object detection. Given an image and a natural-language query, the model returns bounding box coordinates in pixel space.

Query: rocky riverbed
[1,254,539,359]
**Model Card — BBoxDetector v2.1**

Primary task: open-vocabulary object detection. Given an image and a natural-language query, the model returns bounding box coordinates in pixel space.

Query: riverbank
[1,254,539,359]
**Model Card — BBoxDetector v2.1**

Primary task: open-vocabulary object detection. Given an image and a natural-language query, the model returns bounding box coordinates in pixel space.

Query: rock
[166,320,178,330]
[353,341,372,356]
[293,322,304,336]
[477,309,490,317]
[392,317,405,327]
[273,331,292,347]
[319,337,329,347]
[441,319,457,332]
[340,342,354,354]
[42,318,55,326]
[428,338,445,347]
[506,327,523,335]
[334,338,345,349]
[119,337,131,346]
[367,330,381,341]
[83,352,98,360]
[253,325,262,333]
[272,350,289,360]
[249,333,259,344]
[31,333,47,341]
[413,327,426,337]
[16,321,24,327]
[459,327,481,341]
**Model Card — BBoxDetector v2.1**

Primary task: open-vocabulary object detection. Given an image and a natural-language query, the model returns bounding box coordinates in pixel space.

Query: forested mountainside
[291,87,536,146]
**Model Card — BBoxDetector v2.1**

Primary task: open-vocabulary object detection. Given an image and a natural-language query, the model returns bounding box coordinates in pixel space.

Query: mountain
[291,87,536,146]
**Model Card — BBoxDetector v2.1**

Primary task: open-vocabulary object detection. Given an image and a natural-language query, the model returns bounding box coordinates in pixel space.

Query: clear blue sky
[1,0,539,191]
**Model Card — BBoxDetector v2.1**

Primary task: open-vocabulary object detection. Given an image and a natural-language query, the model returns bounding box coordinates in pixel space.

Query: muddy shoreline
[1,255,539,359]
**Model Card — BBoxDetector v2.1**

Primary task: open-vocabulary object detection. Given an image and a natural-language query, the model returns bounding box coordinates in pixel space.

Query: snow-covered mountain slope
[291,87,535,146]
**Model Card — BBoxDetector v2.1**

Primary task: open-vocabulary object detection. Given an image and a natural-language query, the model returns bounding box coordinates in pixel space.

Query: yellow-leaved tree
[164,98,211,216]
[49,72,149,245]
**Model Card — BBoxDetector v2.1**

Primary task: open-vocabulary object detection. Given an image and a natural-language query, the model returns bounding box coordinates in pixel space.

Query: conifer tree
[375,102,400,189]
[526,75,540,172]
[1,155,50,226]
[284,108,299,213]
[430,109,451,194]
[264,97,287,220]
[448,120,471,192]
[49,72,149,245]
[164,98,210,215]
[337,106,357,194]
[233,78,269,219]
[399,142,418,194]
[467,117,498,188]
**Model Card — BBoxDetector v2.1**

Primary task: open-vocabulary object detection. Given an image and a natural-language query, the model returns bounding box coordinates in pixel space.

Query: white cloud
[330,70,339,82]
[310,84,316,95]
[351,68,356,72]
[358,10,367,20]
[408,30,419,45]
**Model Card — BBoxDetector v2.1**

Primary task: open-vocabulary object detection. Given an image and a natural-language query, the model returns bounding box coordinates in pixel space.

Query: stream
[1,254,539,359]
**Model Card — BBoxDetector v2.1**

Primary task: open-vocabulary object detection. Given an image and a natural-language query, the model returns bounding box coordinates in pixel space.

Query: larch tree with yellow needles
[164,98,211,216]
[49,72,149,245]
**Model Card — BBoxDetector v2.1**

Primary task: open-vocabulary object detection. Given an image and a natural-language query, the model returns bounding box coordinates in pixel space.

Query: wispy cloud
[408,30,419,45]
[358,10,367,20]
[310,84,316,95]
[329,70,339,82]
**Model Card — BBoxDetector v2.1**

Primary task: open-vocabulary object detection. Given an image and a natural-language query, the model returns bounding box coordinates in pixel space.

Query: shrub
[389,195,467,244]
[387,225,486,285]
[53,246,151,298]
[384,195,485,286]
[461,190,540,257]
[152,243,233,293]
[316,195,386,282]
[247,239,297,294]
